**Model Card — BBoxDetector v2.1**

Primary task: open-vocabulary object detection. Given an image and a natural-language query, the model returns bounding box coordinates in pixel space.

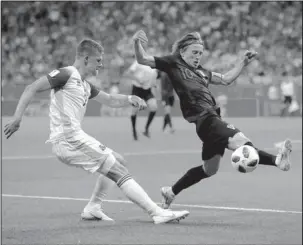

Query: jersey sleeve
[88,83,101,99]
[46,68,72,89]
[154,55,174,72]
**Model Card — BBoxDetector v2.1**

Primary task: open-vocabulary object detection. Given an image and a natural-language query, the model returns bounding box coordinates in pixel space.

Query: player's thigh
[52,134,114,174]
[201,152,221,176]
[112,151,127,166]
[207,117,250,151]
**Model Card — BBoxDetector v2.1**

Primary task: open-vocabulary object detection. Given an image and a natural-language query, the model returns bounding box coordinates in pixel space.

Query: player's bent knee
[102,158,130,183]
[202,155,221,176]
[228,132,250,151]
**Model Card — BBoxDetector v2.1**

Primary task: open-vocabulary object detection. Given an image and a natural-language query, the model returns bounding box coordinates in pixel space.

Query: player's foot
[161,186,175,209]
[170,128,175,134]
[133,130,138,141]
[275,139,292,171]
[152,209,189,224]
[142,130,150,138]
[81,204,114,222]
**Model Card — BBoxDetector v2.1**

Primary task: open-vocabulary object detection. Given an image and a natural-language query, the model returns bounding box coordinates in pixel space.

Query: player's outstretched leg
[102,154,189,224]
[81,174,115,221]
[244,139,292,171]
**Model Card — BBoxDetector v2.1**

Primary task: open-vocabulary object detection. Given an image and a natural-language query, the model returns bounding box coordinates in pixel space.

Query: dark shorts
[283,96,292,105]
[195,115,241,160]
[162,95,175,107]
[131,85,154,102]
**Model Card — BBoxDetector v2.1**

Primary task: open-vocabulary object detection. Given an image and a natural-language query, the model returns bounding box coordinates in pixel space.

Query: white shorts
[51,132,116,174]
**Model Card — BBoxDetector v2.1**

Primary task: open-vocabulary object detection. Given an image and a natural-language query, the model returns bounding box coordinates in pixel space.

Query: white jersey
[46,66,100,143]
[129,61,158,89]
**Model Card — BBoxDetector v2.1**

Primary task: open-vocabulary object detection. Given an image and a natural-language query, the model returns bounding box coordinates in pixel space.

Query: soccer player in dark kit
[132,30,292,209]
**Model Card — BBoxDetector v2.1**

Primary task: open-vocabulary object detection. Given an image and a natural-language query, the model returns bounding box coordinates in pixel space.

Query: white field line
[2,145,301,161]
[2,194,301,215]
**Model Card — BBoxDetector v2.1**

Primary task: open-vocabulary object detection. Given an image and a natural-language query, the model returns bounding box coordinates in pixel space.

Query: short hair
[76,39,104,58]
[172,32,204,55]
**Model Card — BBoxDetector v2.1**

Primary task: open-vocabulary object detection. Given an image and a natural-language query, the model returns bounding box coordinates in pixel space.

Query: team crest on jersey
[99,144,107,151]
[227,124,235,130]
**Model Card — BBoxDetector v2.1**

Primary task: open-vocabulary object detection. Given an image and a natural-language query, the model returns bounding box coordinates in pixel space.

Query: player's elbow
[25,83,39,95]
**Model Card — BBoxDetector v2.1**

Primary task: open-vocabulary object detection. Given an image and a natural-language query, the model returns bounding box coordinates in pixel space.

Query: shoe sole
[154,212,189,224]
[81,212,114,222]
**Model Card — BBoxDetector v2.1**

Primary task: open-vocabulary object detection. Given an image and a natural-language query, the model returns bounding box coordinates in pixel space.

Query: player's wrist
[127,95,133,104]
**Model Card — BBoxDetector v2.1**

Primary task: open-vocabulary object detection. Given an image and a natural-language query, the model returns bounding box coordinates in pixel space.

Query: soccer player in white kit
[126,60,158,140]
[4,39,189,224]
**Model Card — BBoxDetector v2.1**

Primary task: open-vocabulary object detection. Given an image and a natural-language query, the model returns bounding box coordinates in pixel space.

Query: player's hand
[132,30,148,44]
[243,50,258,66]
[128,95,147,111]
[4,118,21,139]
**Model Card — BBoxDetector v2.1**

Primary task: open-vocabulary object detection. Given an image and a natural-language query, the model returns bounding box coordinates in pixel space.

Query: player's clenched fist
[132,30,148,44]
[243,50,258,66]
[128,95,147,111]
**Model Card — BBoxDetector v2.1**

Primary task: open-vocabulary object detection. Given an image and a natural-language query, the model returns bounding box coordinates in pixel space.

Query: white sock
[119,178,163,216]
[87,174,115,207]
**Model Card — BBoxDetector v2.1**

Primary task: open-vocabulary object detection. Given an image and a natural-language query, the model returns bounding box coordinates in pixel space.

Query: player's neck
[72,61,87,80]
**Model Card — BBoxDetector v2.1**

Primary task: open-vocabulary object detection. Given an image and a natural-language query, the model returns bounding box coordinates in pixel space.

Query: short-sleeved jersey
[154,54,219,122]
[158,71,174,98]
[128,61,158,89]
[46,66,100,142]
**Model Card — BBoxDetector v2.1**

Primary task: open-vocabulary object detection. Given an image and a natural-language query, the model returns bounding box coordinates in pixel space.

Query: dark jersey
[154,54,219,122]
[158,71,174,98]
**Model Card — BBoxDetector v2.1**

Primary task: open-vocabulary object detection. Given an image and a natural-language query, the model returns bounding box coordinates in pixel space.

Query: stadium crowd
[2,1,302,107]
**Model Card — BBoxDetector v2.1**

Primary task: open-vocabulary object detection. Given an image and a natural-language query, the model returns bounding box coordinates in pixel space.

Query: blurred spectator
[268,84,279,101]
[280,74,295,117]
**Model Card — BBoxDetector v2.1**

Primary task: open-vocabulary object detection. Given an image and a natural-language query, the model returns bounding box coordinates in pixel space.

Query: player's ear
[180,48,186,58]
[84,56,88,66]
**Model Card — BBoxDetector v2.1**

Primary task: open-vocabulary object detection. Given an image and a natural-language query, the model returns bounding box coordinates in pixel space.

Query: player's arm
[4,68,71,139]
[90,85,146,110]
[133,30,156,68]
[12,76,52,122]
[210,50,258,86]
[3,76,52,139]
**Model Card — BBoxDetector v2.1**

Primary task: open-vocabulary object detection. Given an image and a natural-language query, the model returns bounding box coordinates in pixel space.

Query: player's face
[180,44,204,68]
[85,52,103,75]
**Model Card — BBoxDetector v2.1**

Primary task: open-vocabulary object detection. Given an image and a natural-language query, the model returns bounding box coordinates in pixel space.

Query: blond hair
[172,32,204,55]
[76,39,104,58]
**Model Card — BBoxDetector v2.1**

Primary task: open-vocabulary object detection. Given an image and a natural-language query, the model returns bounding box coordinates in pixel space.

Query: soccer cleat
[161,186,175,209]
[170,128,175,134]
[275,139,292,171]
[152,209,189,224]
[142,130,150,138]
[81,204,114,222]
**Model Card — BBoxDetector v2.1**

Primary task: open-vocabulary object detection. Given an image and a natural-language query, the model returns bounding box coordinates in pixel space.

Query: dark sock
[167,114,172,128]
[145,111,156,132]
[244,142,276,166]
[163,114,169,130]
[131,115,137,132]
[172,166,209,195]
